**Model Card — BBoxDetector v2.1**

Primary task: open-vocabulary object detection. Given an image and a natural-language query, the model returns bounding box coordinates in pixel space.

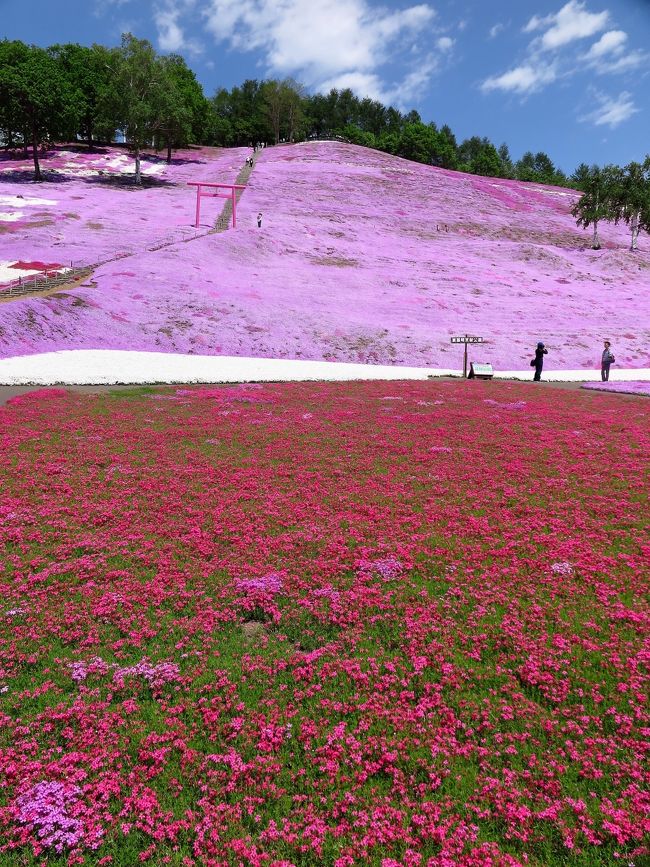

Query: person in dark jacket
[533,342,548,381]
[601,340,615,381]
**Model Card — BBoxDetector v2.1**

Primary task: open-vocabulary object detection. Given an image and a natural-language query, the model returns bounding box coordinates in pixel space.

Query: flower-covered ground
[1,142,648,371]
[0,381,648,866]
[0,144,247,283]
[582,381,650,397]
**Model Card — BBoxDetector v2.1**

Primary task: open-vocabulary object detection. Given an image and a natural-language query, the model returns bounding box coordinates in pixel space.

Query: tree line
[1,31,649,250]
[571,161,650,252]
[211,80,572,187]
[0,33,578,187]
[0,35,207,183]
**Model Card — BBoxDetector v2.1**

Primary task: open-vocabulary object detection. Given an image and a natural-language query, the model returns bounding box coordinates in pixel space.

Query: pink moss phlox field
[0,380,649,865]
[582,381,650,397]
[1,142,649,369]
[0,144,247,279]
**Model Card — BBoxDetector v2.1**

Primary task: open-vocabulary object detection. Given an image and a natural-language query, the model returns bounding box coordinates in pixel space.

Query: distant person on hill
[531,342,548,381]
[257,212,263,228]
[601,340,615,381]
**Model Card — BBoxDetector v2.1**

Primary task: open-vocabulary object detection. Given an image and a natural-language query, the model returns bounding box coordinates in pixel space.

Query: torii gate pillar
[188,182,246,229]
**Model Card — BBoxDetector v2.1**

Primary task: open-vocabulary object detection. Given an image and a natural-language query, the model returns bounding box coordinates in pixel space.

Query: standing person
[532,342,548,381]
[601,340,615,381]
[257,212,263,228]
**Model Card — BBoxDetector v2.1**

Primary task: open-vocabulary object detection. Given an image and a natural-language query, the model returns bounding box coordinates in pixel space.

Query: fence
[0,266,94,299]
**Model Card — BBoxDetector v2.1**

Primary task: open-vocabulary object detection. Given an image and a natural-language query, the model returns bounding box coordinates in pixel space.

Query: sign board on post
[468,362,493,380]
[450,335,484,378]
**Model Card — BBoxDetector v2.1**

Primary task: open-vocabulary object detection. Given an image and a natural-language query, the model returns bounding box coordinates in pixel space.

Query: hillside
[1,142,648,371]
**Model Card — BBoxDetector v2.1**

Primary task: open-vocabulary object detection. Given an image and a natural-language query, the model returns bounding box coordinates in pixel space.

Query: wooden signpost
[450,335,484,378]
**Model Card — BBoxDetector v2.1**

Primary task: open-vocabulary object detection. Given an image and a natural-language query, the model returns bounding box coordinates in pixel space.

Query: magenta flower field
[0,382,648,865]
[1,143,648,371]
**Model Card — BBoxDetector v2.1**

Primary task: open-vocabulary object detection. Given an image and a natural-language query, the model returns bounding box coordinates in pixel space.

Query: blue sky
[3,0,650,172]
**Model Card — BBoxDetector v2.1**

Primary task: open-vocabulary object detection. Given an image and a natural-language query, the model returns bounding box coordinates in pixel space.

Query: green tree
[282,79,305,143]
[376,131,400,155]
[303,92,327,137]
[437,125,458,170]
[498,143,514,178]
[155,54,202,162]
[358,97,386,136]
[343,124,375,148]
[515,150,566,186]
[458,136,502,177]
[385,106,403,134]
[0,40,75,180]
[609,159,650,251]
[570,164,616,250]
[98,34,166,184]
[164,54,208,146]
[398,122,439,164]
[209,87,236,145]
[531,151,556,184]
[48,43,110,145]
[262,79,283,145]
[214,79,270,145]
[515,151,536,182]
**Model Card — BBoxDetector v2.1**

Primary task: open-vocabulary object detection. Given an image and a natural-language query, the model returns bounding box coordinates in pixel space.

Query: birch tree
[99,34,165,184]
[571,164,615,250]
[610,159,650,252]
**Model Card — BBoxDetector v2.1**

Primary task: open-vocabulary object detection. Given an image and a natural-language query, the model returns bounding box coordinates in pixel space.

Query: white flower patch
[57,167,100,178]
[0,195,57,207]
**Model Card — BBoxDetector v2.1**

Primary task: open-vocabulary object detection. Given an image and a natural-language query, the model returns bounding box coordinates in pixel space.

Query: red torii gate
[188,182,246,229]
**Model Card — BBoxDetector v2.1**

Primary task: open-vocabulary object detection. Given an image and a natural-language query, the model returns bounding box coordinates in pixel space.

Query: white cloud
[523,12,551,34]
[580,90,639,127]
[155,0,203,55]
[581,30,649,73]
[317,71,384,100]
[387,54,445,105]
[310,52,442,108]
[202,0,441,103]
[594,50,648,73]
[583,29,626,59]
[155,8,186,50]
[437,36,454,51]
[489,23,504,38]
[93,0,133,19]
[482,1,647,101]
[526,1,609,50]
[481,62,557,95]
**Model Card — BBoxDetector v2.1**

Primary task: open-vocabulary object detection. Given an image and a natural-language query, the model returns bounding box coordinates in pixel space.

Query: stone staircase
[212,154,257,233]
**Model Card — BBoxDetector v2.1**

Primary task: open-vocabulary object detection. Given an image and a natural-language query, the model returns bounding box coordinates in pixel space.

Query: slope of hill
[0,144,247,283]
[1,142,648,371]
